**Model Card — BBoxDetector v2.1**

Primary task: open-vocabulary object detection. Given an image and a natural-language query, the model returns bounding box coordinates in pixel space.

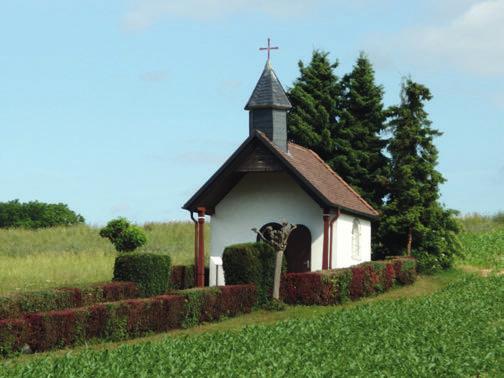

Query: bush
[392,258,417,285]
[180,284,257,328]
[181,287,221,328]
[413,250,443,275]
[0,199,84,229]
[218,285,257,316]
[113,253,171,297]
[281,259,417,305]
[170,265,195,290]
[100,218,147,252]
[0,285,256,355]
[281,273,330,305]
[22,295,186,352]
[222,243,262,285]
[222,242,279,305]
[0,282,139,320]
[0,319,28,355]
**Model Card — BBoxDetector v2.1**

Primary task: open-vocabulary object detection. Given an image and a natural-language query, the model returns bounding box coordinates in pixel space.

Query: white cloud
[123,0,321,31]
[368,0,504,76]
[141,70,168,82]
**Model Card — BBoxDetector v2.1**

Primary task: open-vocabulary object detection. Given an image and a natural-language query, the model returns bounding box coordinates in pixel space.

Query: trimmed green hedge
[113,253,171,297]
[222,242,281,305]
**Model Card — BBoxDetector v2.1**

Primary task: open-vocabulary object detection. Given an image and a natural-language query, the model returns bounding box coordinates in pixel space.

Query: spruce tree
[288,52,388,210]
[378,79,461,270]
[287,50,340,162]
[332,52,389,210]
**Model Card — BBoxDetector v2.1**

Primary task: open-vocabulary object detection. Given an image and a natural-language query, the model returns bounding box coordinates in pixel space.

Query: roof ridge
[304,148,379,216]
[287,141,311,152]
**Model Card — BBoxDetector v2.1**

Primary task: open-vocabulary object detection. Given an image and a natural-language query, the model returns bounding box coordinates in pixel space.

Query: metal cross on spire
[259,38,279,61]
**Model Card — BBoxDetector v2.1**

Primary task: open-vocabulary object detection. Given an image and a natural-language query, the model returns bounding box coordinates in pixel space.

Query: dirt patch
[479,269,504,277]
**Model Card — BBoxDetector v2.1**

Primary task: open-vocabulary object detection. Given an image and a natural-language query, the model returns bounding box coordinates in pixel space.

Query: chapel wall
[332,213,371,268]
[210,171,324,285]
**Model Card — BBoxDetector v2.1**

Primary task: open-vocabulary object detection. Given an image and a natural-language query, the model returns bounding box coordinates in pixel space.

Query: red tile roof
[184,132,379,219]
[261,134,379,218]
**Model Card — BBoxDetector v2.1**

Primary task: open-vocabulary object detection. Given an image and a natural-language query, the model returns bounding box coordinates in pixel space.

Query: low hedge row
[0,259,214,321]
[0,284,256,355]
[170,265,195,290]
[281,257,417,305]
[0,282,139,320]
[180,285,257,328]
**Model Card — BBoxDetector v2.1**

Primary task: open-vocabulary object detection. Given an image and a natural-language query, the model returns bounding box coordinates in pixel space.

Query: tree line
[0,199,85,229]
[287,51,462,273]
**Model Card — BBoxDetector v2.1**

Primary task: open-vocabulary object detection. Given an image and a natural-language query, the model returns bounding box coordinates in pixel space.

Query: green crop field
[1,274,502,377]
[0,223,208,295]
[458,214,504,270]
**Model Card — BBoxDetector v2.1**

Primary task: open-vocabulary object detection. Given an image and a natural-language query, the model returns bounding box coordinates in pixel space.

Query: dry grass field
[0,222,208,295]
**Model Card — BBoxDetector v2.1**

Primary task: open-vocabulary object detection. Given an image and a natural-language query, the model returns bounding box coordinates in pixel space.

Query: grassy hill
[0,222,208,294]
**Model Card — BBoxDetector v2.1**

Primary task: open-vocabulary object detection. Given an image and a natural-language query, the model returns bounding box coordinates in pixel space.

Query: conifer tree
[287,50,340,162]
[288,52,389,210]
[332,53,389,210]
[378,79,461,270]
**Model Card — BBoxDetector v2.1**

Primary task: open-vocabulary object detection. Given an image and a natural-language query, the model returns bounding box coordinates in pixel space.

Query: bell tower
[244,39,292,152]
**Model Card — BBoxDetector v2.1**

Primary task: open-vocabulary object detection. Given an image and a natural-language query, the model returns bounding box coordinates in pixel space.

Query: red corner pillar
[322,209,330,270]
[197,207,206,287]
[329,208,340,270]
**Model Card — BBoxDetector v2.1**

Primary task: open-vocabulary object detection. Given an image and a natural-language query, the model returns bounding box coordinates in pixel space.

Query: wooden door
[256,223,312,273]
[285,225,311,272]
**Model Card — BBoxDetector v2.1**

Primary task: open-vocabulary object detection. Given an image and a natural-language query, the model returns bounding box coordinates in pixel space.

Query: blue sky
[1,0,503,224]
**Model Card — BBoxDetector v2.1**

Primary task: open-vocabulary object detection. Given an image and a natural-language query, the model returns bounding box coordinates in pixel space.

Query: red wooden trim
[329,208,340,269]
[197,207,206,287]
[190,212,199,282]
[322,210,330,270]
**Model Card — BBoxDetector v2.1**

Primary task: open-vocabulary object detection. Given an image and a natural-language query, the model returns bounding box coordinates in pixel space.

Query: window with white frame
[352,218,361,260]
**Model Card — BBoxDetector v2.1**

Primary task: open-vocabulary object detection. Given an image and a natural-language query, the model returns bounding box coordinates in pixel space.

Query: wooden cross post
[253,222,296,300]
[259,38,279,61]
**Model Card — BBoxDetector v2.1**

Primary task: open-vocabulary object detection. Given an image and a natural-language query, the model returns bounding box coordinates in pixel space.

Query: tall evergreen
[288,52,389,210]
[378,79,461,270]
[287,50,340,162]
[332,52,389,210]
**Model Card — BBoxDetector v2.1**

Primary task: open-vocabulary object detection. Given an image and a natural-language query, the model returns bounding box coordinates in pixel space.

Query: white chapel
[184,54,379,286]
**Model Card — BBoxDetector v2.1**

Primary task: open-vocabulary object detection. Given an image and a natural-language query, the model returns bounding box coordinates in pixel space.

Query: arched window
[352,219,361,260]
